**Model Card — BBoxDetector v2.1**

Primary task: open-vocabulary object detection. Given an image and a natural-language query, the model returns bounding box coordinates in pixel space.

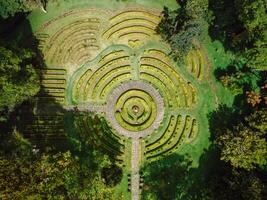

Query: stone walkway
[131,137,140,200]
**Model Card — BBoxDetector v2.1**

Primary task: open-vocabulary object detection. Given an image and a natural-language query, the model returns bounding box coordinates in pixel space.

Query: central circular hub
[132,105,139,114]
[115,89,157,131]
[106,81,165,137]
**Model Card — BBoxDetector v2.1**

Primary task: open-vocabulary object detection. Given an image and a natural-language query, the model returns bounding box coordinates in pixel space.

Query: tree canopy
[0,0,44,18]
[217,124,267,170]
[0,46,39,121]
[157,0,209,60]
[0,150,117,199]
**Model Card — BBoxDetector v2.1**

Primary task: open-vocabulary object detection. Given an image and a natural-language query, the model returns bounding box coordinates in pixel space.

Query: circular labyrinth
[114,90,156,131]
[106,81,164,138]
[32,7,207,162]
[69,45,201,161]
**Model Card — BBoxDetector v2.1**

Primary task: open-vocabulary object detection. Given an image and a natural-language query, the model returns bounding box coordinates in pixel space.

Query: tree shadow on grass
[140,148,225,200]
[0,16,47,154]
[141,154,193,200]
[0,16,71,153]
[64,110,125,166]
[207,104,238,141]
[0,14,124,167]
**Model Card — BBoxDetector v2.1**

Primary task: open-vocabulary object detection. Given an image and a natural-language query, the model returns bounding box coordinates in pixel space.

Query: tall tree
[217,125,267,170]
[215,108,267,170]
[0,151,117,199]
[157,0,208,59]
[234,0,267,39]
[0,46,40,121]
[0,0,45,18]
[245,37,267,70]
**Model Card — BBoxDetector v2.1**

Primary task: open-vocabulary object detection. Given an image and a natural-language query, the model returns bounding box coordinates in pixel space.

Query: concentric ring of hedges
[106,81,164,138]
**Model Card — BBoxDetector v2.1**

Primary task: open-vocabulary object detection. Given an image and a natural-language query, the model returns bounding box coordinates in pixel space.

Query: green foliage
[0,151,117,199]
[0,0,25,18]
[212,107,267,170]
[157,7,186,41]
[217,125,267,170]
[245,109,267,133]
[0,128,32,156]
[157,0,208,60]
[0,46,39,121]
[0,126,121,199]
[0,0,43,18]
[216,61,260,96]
[185,0,209,19]
[141,155,192,200]
[101,164,123,187]
[219,74,244,95]
[246,46,267,71]
[235,0,267,71]
[169,19,204,59]
[209,0,267,70]
[245,33,267,70]
[208,105,267,199]
[209,0,241,47]
[228,170,267,200]
[205,164,266,200]
[234,0,267,38]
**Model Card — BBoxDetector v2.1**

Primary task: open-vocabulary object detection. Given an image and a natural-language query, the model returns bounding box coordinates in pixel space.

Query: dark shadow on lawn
[141,154,193,200]
[140,147,226,200]
[0,14,124,169]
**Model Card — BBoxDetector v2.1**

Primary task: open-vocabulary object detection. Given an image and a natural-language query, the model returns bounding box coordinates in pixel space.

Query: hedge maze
[23,5,209,200]
[43,17,101,67]
[73,49,132,103]
[40,68,67,104]
[103,11,161,44]
[186,48,207,81]
[144,114,198,161]
[140,49,197,108]
[75,114,126,163]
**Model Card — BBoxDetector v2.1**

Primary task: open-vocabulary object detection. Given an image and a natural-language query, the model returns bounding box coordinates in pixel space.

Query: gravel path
[131,137,140,200]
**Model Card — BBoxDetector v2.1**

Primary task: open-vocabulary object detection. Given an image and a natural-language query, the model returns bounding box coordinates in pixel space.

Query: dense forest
[0,0,266,199]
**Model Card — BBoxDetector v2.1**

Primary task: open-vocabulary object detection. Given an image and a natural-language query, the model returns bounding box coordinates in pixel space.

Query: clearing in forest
[19,0,222,199]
